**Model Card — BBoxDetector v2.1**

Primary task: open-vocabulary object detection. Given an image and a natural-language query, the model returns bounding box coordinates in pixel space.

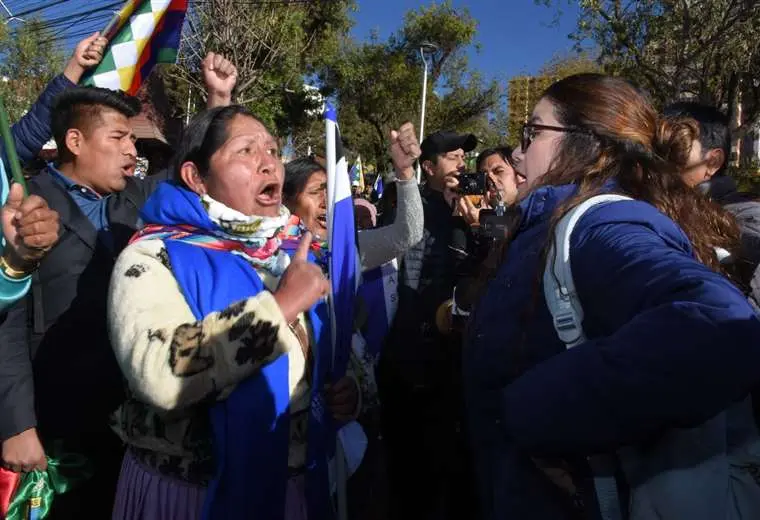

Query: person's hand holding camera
[451,172,490,225]
[455,195,488,226]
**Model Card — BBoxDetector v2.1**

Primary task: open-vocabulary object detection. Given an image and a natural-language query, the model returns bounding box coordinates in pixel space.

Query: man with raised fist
[0,50,239,518]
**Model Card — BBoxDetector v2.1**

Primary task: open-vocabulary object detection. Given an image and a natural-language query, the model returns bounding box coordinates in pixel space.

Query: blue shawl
[139,181,335,520]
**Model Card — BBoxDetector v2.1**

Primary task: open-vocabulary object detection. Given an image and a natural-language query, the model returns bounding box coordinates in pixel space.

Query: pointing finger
[294,231,313,262]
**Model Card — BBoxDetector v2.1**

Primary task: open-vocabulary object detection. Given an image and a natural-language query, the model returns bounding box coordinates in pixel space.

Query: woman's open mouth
[316,214,327,228]
[256,182,281,205]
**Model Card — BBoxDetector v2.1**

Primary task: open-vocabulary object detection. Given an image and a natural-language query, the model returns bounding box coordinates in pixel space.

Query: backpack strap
[543,193,632,520]
[543,194,632,349]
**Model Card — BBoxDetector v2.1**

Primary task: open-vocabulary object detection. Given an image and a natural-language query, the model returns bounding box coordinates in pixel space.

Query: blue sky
[350,0,582,82]
[13,0,582,84]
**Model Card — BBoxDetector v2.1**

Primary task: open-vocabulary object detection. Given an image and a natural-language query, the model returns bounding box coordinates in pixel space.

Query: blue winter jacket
[464,183,760,519]
[0,74,74,311]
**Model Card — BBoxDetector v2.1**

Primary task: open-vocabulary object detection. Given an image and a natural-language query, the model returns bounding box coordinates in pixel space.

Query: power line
[6,0,321,55]
[14,0,69,19]
[10,0,121,51]
[21,2,122,34]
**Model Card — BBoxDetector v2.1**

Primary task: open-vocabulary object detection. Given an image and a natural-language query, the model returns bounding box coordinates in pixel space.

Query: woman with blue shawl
[107,105,359,520]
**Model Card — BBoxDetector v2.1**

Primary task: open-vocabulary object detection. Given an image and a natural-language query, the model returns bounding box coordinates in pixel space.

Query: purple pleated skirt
[112,449,308,520]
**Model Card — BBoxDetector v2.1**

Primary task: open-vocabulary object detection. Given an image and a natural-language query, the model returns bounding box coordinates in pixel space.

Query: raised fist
[63,32,107,83]
[202,52,238,108]
[389,122,421,181]
[2,184,59,274]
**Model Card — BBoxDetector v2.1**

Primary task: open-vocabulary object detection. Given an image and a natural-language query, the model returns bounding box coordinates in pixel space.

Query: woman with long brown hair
[464,74,760,519]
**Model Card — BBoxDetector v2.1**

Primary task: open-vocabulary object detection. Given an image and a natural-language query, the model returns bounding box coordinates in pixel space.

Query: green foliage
[168,0,505,166]
[731,161,760,194]
[538,0,760,140]
[165,0,355,138]
[0,19,65,122]
[320,1,503,167]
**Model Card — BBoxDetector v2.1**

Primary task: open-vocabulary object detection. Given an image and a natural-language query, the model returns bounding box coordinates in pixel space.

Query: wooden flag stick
[101,13,123,41]
[101,0,139,42]
[0,97,27,195]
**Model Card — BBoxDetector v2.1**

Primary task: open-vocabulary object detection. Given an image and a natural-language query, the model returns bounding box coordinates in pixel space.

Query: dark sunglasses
[521,123,591,152]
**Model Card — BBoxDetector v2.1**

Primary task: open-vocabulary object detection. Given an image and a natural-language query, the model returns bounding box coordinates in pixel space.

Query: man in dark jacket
[664,102,760,283]
[379,130,479,520]
[0,32,107,476]
[0,52,237,519]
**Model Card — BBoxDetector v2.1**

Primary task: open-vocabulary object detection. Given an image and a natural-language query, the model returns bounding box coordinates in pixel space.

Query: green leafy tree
[0,19,65,122]
[538,0,760,161]
[165,0,354,138]
[320,1,502,167]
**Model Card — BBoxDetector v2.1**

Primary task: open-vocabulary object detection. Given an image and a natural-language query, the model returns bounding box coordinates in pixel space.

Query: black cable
[13,0,70,19]
[15,1,122,44]
[11,0,317,53]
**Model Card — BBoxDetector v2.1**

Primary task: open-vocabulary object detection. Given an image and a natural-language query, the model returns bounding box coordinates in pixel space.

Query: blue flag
[373,174,384,198]
[324,105,358,379]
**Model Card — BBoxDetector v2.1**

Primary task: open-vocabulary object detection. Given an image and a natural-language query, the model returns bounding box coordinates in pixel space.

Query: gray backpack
[543,194,760,520]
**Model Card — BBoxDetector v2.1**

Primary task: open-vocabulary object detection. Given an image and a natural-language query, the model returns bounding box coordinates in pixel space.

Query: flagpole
[0,97,27,194]
[325,105,348,520]
[186,87,192,126]
[101,0,140,42]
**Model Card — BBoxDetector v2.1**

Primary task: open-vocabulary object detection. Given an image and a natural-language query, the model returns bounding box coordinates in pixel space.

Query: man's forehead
[98,109,131,127]
[82,108,132,135]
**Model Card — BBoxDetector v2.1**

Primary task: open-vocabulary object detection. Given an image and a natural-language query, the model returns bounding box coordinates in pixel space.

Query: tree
[538,0,760,161]
[0,19,65,122]
[320,1,502,167]
[164,0,354,138]
[539,51,601,78]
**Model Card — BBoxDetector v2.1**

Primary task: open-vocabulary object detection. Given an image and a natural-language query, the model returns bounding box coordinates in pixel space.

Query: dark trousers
[347,410,391,520]
[44,426,124,519]
[378,353,478,520]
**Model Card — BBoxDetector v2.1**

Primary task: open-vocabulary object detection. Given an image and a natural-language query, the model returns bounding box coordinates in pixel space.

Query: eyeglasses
[521,123,591,152]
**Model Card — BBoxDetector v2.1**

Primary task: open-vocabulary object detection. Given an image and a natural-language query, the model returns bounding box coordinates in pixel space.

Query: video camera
[457,172,487,196]
[477,205,522,240]
[456,171,522,240]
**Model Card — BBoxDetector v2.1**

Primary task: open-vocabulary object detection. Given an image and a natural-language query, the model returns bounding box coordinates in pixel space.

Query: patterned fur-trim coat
[107,238,367,484]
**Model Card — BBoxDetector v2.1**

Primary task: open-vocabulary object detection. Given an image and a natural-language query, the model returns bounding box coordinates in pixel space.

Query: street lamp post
[416,43,437,183]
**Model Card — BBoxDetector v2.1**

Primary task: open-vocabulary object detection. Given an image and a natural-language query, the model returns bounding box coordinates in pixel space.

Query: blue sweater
[464,184,760,519]
[0,74,74,311]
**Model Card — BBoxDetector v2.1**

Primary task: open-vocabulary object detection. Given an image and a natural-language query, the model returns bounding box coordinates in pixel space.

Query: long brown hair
[536,74,738,273]
[472,74,740,309]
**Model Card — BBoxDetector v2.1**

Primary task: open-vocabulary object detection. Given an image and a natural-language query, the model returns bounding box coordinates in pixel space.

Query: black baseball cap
[420,130,478,163]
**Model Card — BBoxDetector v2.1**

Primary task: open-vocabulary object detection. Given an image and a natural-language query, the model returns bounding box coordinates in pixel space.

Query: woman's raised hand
[274,232,329,323]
